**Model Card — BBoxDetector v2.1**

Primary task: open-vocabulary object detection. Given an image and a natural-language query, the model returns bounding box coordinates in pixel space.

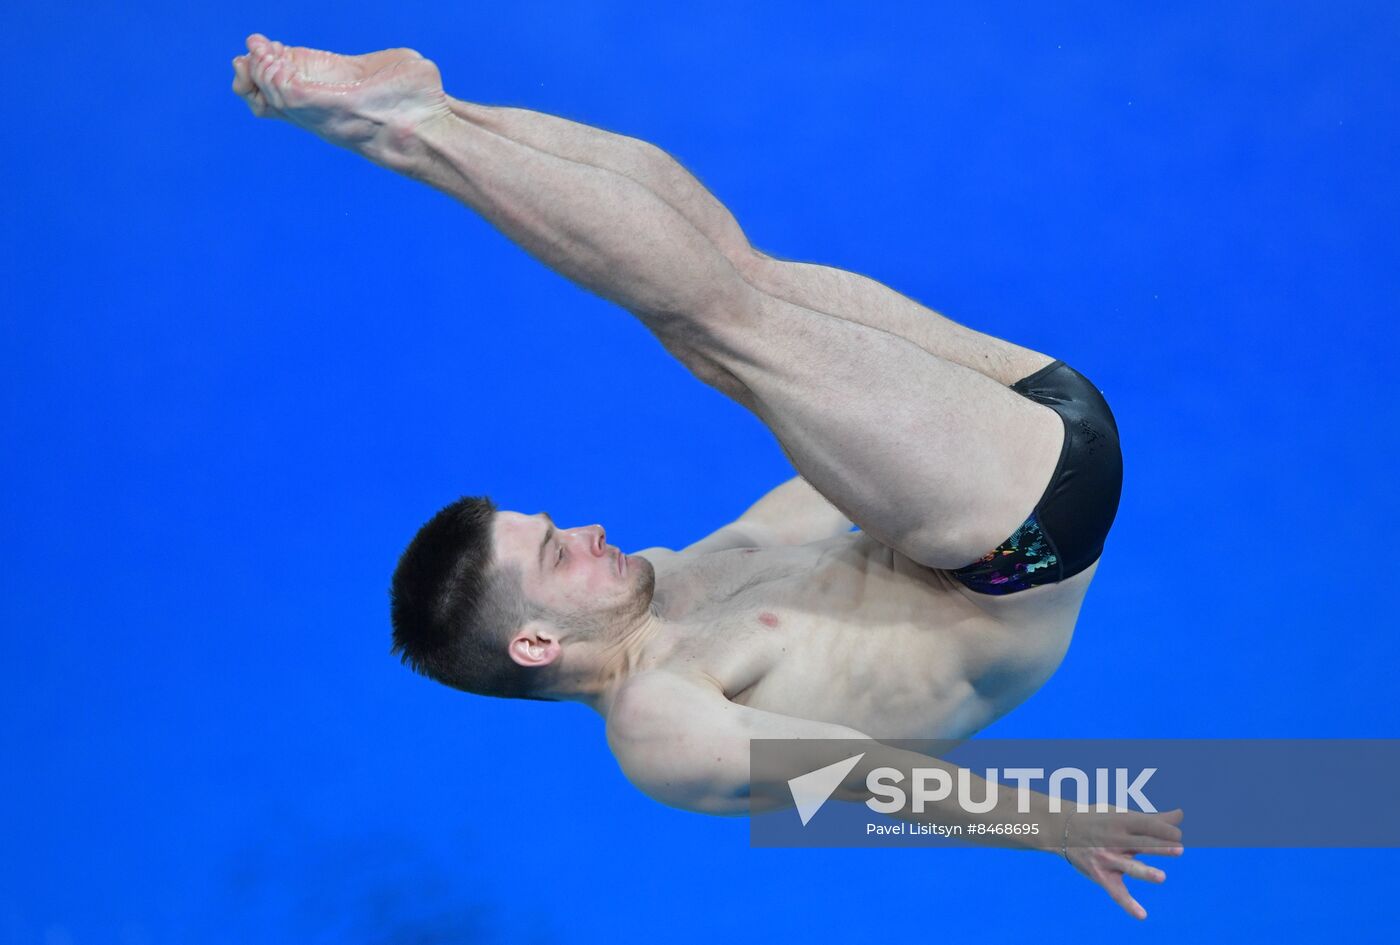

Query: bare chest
[646,534,1081,739]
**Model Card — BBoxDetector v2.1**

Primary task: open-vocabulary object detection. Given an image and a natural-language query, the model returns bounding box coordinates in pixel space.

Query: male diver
[232,34,1184,919]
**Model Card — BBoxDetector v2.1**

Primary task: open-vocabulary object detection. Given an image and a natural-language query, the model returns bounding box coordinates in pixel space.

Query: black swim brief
[950,360,1123,595]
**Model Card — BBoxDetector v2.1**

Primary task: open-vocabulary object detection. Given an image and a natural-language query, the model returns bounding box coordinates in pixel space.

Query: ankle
[362,106,455,175]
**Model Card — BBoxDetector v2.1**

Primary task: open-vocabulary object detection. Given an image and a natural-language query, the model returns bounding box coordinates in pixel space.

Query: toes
[236,82,270,118]
[237,35,300,118]
[240,48,283,116]
[231,55,269,116]
[260,56,288,111]
[249,47,268,84]
[252,50,281,95]
[231,54,255,95]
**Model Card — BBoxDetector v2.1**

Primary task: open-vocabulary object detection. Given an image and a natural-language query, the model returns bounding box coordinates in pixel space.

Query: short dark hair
[389,495,547,700]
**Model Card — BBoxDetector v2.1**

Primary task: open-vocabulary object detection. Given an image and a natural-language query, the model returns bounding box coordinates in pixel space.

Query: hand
[1062,807,1184,919]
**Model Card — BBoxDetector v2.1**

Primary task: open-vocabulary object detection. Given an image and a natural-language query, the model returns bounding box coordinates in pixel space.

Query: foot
[231,34,452,166]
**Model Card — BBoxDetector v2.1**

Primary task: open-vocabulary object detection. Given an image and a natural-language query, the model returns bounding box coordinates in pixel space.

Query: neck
[543,562,717,714]
[548,605,673,715]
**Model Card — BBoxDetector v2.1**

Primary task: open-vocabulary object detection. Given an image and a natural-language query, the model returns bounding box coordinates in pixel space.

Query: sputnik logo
[786,753,865,826]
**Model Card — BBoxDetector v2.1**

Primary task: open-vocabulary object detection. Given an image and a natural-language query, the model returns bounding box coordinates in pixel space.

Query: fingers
[1114,855,1167,884]
[1136,809,1184,843]
[1101,874,1147,921]
[1132,839,1185,856]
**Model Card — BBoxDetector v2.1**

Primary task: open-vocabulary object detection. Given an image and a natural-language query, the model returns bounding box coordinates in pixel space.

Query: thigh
[695,285,1065,570]
[740,250,1054,387]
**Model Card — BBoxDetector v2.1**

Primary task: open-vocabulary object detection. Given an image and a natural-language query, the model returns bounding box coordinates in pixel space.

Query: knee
[733,249,782,293]
[655,333,756,408]
[652,276,764,351]
[903,524,994,572]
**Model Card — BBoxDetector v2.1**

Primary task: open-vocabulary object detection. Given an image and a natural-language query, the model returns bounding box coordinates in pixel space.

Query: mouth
[617,551,626,575]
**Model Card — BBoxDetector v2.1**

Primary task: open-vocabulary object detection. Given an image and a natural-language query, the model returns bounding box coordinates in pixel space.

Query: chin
[628,553,657,595]
[607,555,655,622]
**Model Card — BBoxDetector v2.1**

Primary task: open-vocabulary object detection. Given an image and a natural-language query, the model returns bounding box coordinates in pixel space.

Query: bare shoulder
[605,669,723,741]
[630,521,777,565]
[630,545,682,567]
[603,670,746,813]
[603,668,864,814]
[625,535,742,578]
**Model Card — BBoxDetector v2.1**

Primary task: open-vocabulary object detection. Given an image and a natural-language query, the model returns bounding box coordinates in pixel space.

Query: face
[491,510,655,644]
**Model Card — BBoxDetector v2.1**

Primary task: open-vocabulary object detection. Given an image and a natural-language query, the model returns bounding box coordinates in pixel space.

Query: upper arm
[605,672,865,815]
[679,519,776,555]
[635,476,852,559]
[628,520,776,562]
[693,478,853,552]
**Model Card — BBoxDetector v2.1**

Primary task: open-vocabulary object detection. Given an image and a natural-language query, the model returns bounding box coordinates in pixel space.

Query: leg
[234,41,1049,383]
[442,98,1053,386]
[428,101,1074,567]
[234,40,1063,567]
[686,289,1065,568]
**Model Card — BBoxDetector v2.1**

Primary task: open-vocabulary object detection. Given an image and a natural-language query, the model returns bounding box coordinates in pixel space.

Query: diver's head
[389,497,655,700]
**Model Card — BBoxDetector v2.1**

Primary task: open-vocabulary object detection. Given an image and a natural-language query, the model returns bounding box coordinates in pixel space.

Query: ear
[506,621,562,669]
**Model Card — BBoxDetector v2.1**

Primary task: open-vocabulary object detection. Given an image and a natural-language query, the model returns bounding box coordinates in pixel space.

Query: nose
[586,525,607,555]
[562,524,607,555]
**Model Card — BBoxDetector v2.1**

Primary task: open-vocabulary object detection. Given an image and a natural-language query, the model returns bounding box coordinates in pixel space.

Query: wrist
[1050,809,1074,856]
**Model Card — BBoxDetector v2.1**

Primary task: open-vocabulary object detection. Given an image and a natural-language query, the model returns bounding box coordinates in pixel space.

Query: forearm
[446,97,754,266]
[835,742,1068,853]
[738,476,854,544]
[404,110,742,322]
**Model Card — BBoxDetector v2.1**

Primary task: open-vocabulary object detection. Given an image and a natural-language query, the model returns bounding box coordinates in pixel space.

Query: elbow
[631,774,750,817]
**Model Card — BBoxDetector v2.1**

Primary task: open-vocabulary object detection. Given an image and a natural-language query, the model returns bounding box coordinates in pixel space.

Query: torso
[636,532,1097,739]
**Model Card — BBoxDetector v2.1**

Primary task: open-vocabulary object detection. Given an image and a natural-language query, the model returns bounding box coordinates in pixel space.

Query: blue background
[2,1,1397,941]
